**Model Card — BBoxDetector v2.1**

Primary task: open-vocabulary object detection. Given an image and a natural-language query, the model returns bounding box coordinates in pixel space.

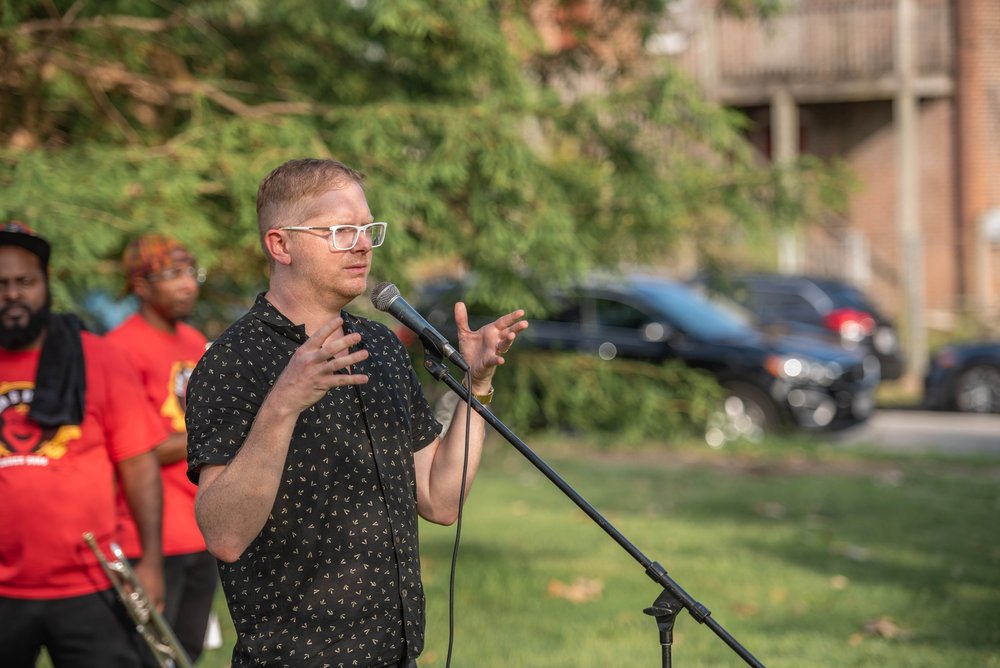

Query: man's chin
[0,326,43,350]
[344,277,369,296]
[0,316,28,330]
[0,304,50,350]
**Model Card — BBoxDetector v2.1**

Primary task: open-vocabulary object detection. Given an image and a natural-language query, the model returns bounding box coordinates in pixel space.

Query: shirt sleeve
[93,336,168,462]
[403,348,442,453]
[185,342,267,484]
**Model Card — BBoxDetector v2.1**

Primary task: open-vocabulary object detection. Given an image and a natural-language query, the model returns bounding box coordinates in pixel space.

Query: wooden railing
[675,0,953,100]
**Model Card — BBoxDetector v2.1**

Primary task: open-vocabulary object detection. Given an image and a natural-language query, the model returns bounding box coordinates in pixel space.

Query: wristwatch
[472,386,494,405]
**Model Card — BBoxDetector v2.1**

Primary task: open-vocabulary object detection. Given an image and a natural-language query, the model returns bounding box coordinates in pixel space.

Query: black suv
[923,341,1000,413]
[403,273,879,442]
[695,273,904,381]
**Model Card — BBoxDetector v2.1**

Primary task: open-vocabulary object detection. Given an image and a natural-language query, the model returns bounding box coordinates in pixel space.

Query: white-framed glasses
[281,222,388,251]
[147,264,206,284]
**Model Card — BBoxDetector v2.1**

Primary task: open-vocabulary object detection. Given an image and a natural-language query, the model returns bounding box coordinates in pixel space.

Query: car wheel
[705,382,782,447]
[954,364,1000,413]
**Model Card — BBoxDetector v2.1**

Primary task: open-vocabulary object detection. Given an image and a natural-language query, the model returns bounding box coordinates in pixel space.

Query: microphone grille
[370,281,400,312]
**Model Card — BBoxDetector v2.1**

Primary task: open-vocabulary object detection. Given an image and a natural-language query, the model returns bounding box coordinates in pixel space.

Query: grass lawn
[179,435,1000,666]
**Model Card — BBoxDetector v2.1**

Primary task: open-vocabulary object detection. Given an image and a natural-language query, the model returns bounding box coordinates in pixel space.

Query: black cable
[444,370,473,668]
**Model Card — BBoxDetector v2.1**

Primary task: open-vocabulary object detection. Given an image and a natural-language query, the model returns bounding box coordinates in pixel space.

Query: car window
[594,298,650,330]
[633,281,753,342]
[547,296,583,324]
[823,283,878,314]
[755,290,821,323]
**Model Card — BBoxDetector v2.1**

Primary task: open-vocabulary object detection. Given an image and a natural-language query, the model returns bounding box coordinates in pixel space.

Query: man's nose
[177,271,200,294]
[1,282,23,301]
[353,233,373,252]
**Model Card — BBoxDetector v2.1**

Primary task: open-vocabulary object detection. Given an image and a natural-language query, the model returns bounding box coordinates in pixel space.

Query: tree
[1,0,840,333]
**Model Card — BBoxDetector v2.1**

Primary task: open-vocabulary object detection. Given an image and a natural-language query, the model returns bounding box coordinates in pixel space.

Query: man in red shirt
[106,233,218,663]
[0,221,166,666]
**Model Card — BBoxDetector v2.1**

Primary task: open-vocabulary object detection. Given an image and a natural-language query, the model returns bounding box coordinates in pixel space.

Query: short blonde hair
[255,158,365,257]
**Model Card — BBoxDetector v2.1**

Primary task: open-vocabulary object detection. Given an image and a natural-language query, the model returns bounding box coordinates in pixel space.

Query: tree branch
[17,14,183,34]
[37,50,324,119]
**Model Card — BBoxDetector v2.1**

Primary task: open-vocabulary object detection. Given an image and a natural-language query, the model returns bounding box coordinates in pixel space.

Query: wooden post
[895,0,927,380]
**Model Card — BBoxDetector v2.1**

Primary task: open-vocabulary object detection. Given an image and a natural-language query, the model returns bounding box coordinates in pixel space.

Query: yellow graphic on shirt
[0,381,82,459]
[160,361,196,432]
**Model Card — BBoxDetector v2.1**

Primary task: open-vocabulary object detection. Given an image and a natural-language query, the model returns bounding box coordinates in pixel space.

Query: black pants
[0,588,149,667]
[161,550,219,663]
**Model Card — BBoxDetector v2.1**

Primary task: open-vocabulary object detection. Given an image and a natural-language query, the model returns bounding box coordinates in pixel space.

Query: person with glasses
[185,158,528,668]
[0,221,167,667]
[105,233,218,664]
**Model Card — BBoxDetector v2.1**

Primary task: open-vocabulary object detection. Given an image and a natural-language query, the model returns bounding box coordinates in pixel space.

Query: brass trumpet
[82,532,193,668]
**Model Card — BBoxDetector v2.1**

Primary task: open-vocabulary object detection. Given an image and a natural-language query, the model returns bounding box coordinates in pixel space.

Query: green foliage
[1,0,848,336]
[418,349,723,440]
[502,351,722,439]
[719,0,790,20]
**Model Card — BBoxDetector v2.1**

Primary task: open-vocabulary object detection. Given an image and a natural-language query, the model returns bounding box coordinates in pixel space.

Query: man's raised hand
[271,317,370,414]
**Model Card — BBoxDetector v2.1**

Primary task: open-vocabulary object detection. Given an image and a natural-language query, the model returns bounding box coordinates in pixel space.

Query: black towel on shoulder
[29,313,87,427]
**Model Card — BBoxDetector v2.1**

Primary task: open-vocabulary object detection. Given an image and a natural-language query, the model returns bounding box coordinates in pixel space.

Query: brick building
[661,0,1000,377]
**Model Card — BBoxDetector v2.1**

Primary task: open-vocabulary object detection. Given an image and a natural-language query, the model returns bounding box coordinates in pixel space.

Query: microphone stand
[422,351,765,667]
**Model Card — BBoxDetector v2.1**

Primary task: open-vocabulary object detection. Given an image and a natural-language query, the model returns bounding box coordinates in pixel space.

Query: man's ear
[264,228,292,266]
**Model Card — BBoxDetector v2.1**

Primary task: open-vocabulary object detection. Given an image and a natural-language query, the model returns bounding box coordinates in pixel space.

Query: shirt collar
[249,293,358,344]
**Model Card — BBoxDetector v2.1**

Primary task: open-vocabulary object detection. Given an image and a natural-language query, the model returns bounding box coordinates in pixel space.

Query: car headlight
[765,355,840,386]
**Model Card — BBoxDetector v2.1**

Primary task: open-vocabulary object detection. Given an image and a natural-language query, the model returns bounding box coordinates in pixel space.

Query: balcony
[671,0,954,105]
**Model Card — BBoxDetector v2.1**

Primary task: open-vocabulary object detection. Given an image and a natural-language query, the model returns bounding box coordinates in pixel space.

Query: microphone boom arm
[421,350,766,668]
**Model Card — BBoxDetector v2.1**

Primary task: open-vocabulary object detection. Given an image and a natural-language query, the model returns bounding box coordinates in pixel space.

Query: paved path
[832,409,1000,456]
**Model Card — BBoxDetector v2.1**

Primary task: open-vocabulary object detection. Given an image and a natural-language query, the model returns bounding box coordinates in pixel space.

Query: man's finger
[302,317,344,351]
[323,349,369,371]
[493,309,527,331]
[320,332,363,359]
[454,302,470,331]
[333,373,370,387]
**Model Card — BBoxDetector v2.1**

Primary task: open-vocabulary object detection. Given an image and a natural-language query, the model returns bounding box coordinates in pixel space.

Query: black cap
[0,221,51,269]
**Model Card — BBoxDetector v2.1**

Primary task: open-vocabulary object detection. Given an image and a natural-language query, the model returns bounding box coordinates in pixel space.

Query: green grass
[143,436,1000,666]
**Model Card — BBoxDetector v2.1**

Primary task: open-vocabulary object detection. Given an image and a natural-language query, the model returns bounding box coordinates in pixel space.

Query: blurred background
[4,0,999,434]
[6,3,999,667]
[4,0,998,392]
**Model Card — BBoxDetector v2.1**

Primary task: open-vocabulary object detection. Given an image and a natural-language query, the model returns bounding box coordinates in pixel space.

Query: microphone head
[370,281,400,312]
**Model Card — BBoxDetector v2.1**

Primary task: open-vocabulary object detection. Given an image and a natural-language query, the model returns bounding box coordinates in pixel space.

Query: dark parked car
[923,341,1000,413]
[695,272,904,381]
[403,274,879,442]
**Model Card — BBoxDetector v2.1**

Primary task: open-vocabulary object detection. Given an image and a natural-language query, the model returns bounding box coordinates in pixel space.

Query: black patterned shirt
[186,294,441,668]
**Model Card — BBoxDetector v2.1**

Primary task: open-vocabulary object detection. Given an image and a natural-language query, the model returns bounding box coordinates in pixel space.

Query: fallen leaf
[546,577,604,603]
[863,616,910,639]
[832,542,870,562]
[510,501,529,516]
[874,469,905,487]
[754,501,787,519]
[732,601,760,618]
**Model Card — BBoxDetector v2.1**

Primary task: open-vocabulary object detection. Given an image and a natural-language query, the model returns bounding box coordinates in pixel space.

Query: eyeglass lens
[149,265,205,283]
[332,223,387,250]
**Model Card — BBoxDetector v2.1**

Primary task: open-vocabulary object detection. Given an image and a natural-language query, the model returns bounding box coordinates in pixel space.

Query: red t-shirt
[105,314,207,557]
[0,332,165,599]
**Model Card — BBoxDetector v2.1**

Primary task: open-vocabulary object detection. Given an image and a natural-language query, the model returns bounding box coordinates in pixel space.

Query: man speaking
[185,158,527,667]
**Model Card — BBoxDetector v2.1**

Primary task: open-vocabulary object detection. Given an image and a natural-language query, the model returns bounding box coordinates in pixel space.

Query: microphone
[371,281,469,372]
